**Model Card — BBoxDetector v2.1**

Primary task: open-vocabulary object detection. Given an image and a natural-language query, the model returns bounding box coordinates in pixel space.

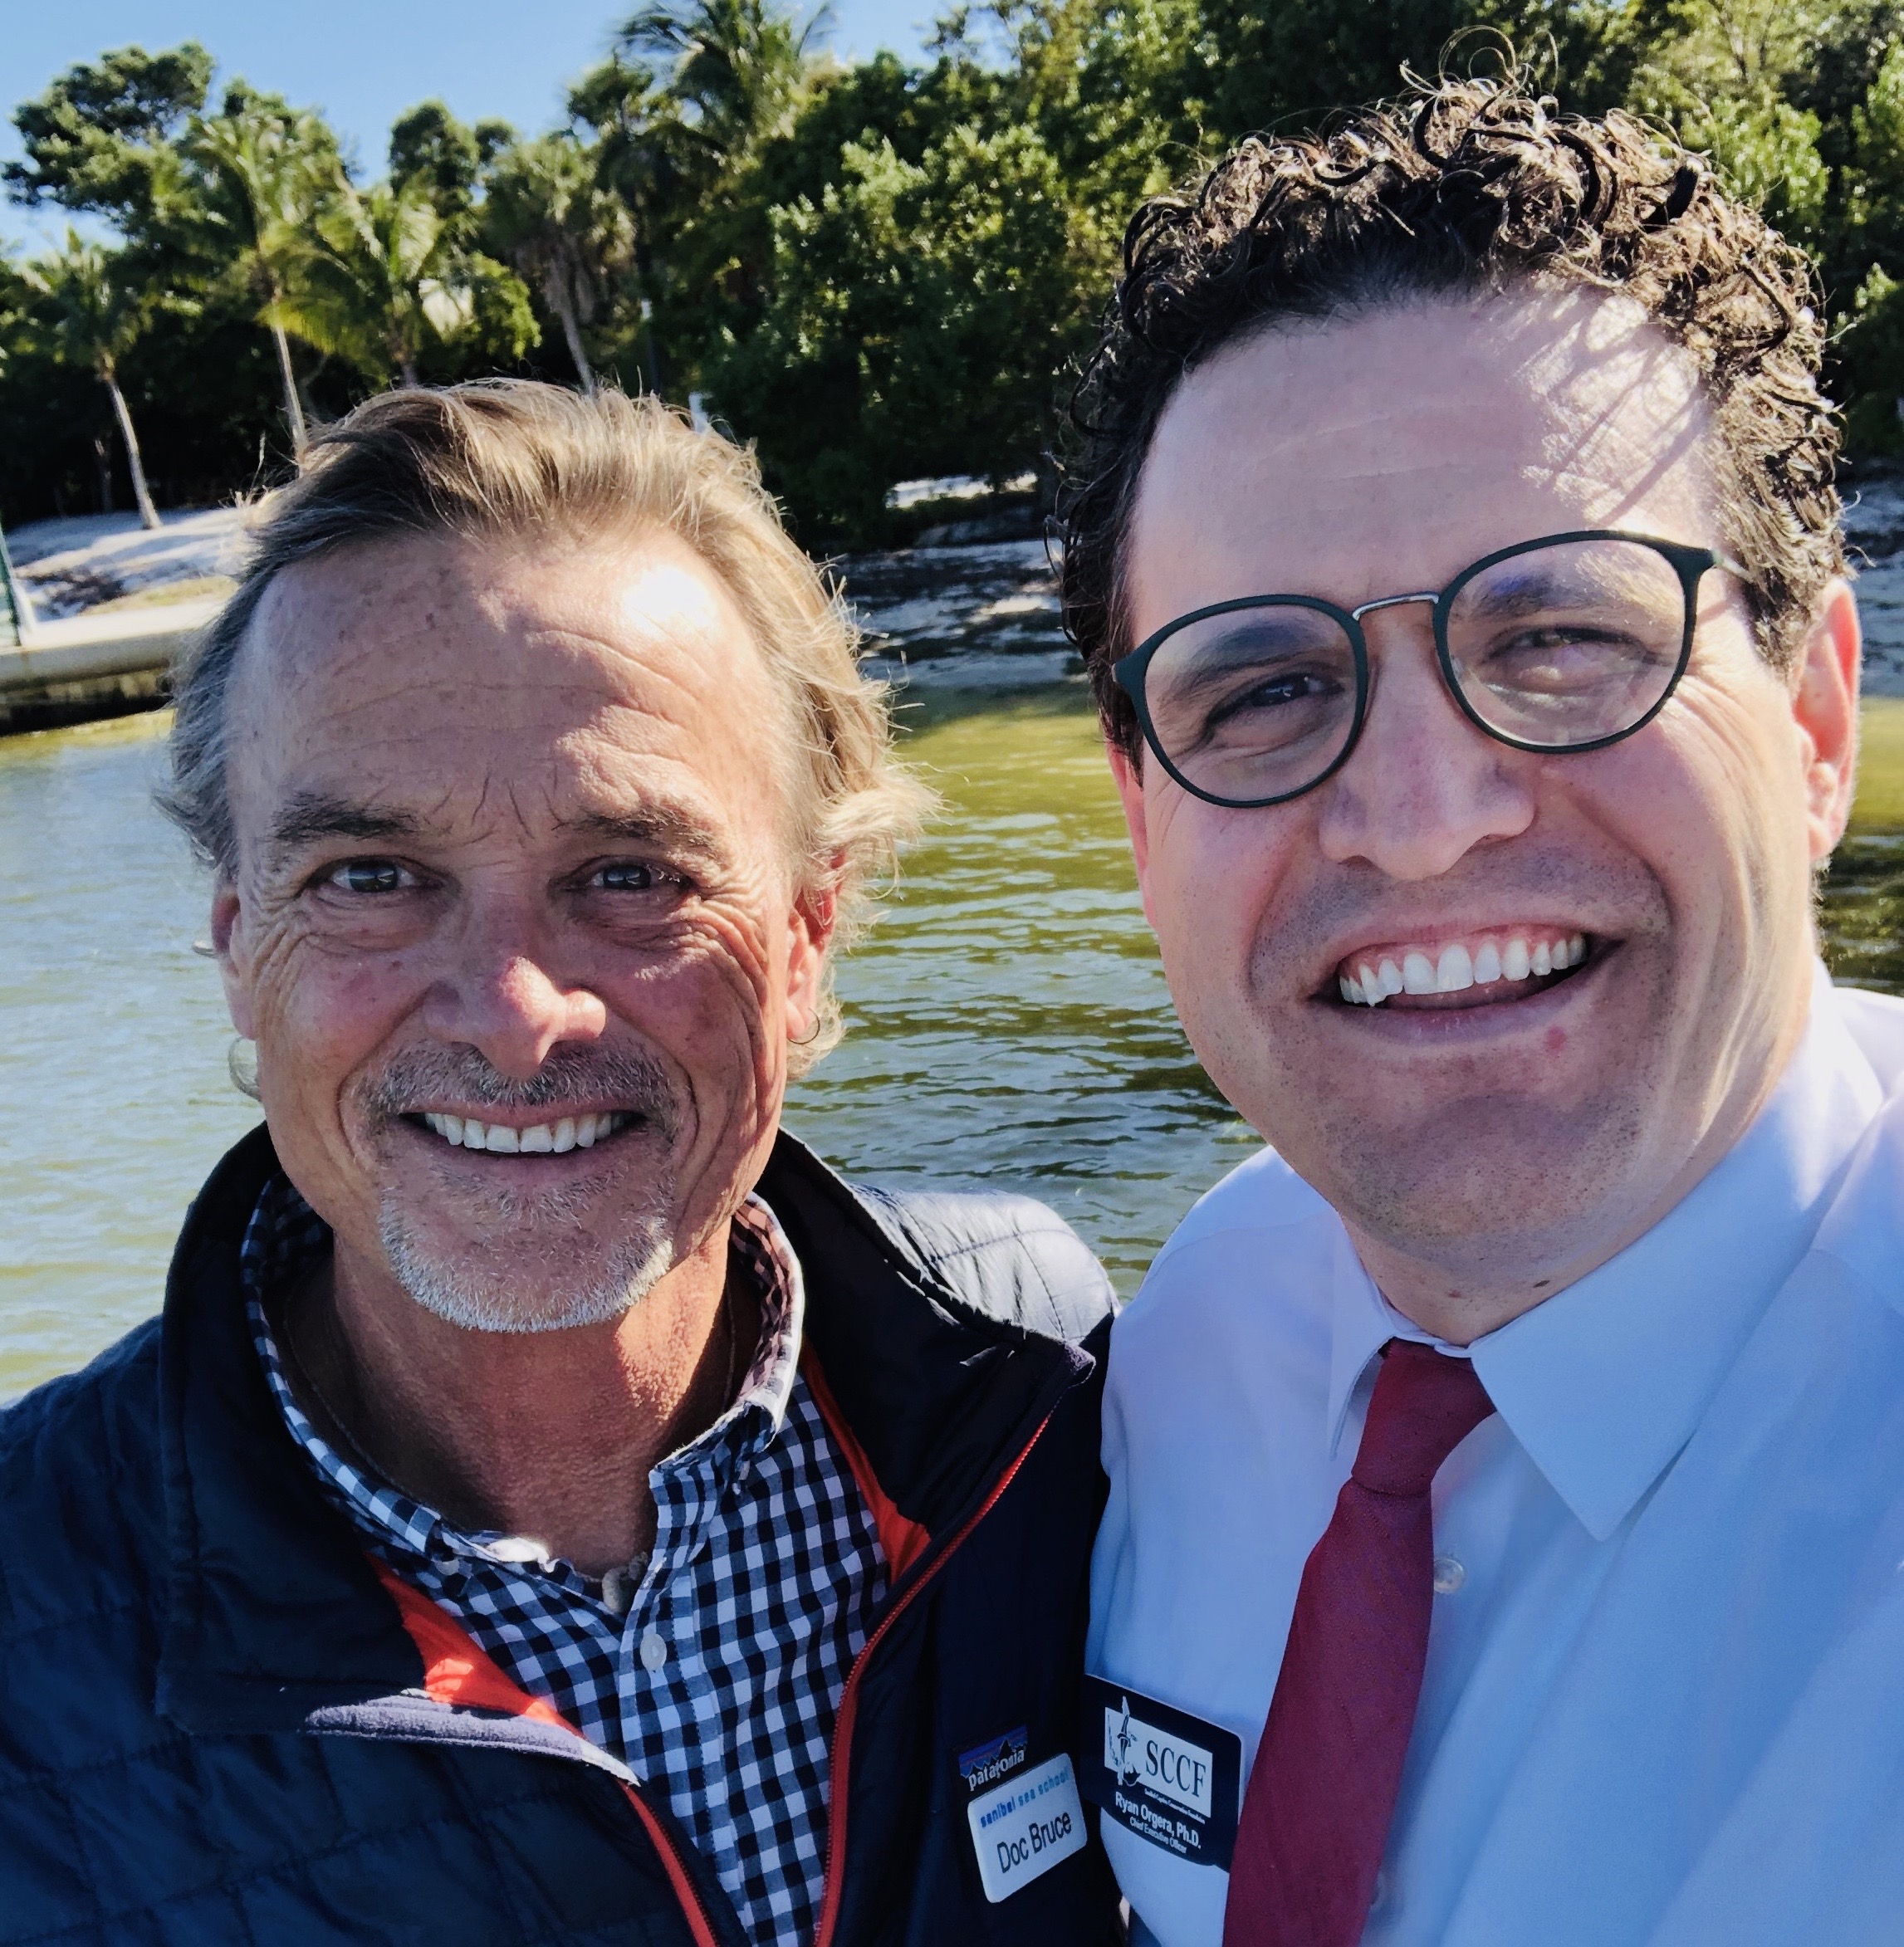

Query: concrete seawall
[0,599,223,734]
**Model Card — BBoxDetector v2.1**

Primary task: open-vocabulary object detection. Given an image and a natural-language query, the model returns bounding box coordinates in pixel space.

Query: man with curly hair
[1071,70,1902,1947]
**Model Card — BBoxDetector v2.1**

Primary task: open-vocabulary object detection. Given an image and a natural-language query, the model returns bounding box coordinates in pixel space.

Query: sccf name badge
[1078,1675,1241,1869]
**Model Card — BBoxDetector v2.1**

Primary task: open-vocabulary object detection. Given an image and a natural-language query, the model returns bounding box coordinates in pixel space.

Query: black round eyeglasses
[1110,530,1748,810]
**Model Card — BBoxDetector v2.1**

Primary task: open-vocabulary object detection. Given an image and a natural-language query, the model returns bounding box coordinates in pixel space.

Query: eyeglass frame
[1109,528,1750,810]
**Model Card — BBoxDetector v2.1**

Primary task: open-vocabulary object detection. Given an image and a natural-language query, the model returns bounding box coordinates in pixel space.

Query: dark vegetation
[8,1,1904,548]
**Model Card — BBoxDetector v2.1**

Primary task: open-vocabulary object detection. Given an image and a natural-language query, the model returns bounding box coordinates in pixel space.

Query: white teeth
[420,1108,628,1152]
[1337,932,1589,1007]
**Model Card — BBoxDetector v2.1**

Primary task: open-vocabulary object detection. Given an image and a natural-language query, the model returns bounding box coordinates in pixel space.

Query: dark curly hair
[1058,69,1843,759]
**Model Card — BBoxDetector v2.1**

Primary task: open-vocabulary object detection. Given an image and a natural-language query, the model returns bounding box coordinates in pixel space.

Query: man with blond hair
[1071,69,1904,1947]
[0,382,1121,1946]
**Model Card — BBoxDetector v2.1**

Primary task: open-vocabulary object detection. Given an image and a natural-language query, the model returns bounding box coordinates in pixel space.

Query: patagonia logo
[1079,1675,1241,1869]
[957,1724,1029,1796]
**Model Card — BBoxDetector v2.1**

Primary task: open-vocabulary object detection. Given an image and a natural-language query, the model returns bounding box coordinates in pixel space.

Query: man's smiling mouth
[407,1110,645,1154]
[1332,927,1595,1010]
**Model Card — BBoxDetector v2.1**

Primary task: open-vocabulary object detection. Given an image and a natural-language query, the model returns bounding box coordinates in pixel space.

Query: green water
[4,687,1902,1401]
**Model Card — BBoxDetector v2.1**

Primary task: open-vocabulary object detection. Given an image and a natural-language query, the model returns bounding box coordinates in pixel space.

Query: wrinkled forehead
[1128,290,1721,623]
[223,530,790,854]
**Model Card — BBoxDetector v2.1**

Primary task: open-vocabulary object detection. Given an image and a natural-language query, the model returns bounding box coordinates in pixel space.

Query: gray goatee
[357,1044,683,1334]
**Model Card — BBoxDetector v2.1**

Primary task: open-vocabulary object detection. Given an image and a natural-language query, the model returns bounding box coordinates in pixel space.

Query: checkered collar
[241,1172,807,1583]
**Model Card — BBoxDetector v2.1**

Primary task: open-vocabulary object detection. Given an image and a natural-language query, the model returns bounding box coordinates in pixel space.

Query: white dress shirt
[1090,966,1904,1947]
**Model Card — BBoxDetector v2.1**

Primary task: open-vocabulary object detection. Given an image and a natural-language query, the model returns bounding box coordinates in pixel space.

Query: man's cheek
[670,921,786,1085]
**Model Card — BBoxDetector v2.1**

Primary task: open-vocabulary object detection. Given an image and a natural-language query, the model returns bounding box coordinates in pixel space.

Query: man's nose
[1315,607,1536,878]
[428,893,608,1079]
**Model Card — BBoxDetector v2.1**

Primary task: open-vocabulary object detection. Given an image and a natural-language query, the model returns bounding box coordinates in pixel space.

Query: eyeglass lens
[1140,602,1361,805]
[1138,536,1691,805]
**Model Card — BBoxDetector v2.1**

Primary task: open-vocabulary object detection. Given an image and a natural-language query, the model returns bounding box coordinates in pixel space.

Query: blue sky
[2,0,942,249]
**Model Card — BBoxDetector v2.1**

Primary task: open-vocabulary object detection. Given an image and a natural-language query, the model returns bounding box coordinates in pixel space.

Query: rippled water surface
[5,604,1904,1399]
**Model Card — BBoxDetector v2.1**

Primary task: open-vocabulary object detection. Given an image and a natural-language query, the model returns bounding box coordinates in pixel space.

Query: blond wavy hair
[161,380,928,1069]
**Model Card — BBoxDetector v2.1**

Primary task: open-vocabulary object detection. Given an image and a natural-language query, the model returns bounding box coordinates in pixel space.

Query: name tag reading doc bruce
[1079,1676,1241,1869]
[967,1751,1088,1902]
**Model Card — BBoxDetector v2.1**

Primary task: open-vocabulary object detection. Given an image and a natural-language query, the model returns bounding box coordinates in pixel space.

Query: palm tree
[23,232,161,529]
[616,0,824,166]
[483,135,634,394]
[274,174,502,388]
[184,90,339,448]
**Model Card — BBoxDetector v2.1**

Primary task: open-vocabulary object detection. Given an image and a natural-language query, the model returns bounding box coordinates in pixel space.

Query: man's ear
[1791,578,1861,861]
[211,882,258,1041]
[1108,738,1160,926]
[785,877,839,1046]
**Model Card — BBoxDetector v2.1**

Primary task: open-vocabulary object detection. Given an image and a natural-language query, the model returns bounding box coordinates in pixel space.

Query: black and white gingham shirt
[242,1174,887,1947]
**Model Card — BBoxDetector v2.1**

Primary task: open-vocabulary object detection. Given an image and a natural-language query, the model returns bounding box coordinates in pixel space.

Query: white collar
[1324,964,1886,1539]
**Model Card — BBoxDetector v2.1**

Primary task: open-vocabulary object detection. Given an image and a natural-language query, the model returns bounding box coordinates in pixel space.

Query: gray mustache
[358,1044,681,1137]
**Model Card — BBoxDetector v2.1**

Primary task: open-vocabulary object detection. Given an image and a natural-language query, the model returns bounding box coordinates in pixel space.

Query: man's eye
[326,860,414,895]
[594,862,683,893]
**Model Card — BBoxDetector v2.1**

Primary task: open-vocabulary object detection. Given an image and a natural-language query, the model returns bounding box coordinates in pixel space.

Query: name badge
[1078,1675,1241,1869]
[966,1751,1089,1902]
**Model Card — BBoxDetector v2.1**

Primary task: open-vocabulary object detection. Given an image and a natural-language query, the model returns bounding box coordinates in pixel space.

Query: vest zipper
[374,1560,733,1947]
[811,1403,1060,1947]
[375,1364,1082,1947]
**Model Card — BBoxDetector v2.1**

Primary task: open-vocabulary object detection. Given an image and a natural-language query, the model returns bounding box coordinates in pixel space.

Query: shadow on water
[1821,834,1904,993]
[1824,696,1904,996]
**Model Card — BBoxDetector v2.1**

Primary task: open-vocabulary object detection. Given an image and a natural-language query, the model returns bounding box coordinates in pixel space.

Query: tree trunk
[103,370,161,531]
[554,286,596,397]
[400,358,420,388]
[272,320,308,450]
[92,435,114,515]
[640,313,665,397]
[634,241,668,394]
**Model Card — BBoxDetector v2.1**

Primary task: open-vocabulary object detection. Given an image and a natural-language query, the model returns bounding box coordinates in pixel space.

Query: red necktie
[1222,1340,1495,1947]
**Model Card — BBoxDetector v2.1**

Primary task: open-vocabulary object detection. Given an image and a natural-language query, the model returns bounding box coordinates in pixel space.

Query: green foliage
[183,87,340,314]
[18,229,151,379]
[17,231,165,522]
[392,101,486,208]
[710,118,1085,542]
[3,42,212,227]
[276,174,535,386]
[484,133,635,389]
[1693,91,1831,230]
[1625,1,1904,445]
[618,0,820,163]
[15,0,1904,531]
[1838,262,1904,449]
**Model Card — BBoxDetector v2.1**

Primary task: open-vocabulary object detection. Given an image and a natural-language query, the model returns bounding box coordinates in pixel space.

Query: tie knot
[1350,1339,1495,1497]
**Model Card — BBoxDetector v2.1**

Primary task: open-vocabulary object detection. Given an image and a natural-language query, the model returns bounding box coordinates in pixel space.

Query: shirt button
[639,1627,669,1672]
[1432,1554,1466,1594]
